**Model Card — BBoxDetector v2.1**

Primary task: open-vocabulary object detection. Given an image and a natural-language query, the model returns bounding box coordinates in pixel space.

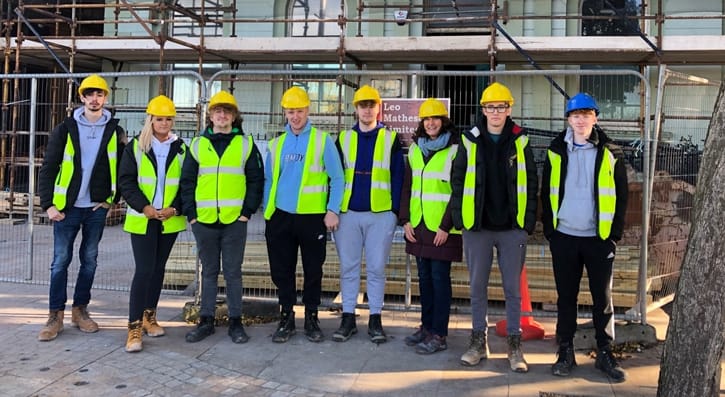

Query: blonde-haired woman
[119,95,188,352]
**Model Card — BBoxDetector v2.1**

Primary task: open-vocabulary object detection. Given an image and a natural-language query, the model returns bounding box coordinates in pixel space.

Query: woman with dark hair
[399,98,462,354]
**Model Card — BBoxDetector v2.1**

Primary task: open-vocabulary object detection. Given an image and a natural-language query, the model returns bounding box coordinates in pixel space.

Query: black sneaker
[228,317,249,344]
[551,342,576,376]
[272,310,295,343]
[304,310,324,342]
[332,312,357,342]
[186,316,215,343]
[405,325,430,347]
[367,313,387,344]
[595,348,627,383]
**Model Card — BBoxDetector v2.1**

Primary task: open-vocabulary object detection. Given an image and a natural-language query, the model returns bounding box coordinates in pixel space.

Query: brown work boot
[460,329,488,366]
[71,305,99,333]
[142,308,165,337]
[38,310,64,341]
[125,320,143,353]
[507,334,529,373]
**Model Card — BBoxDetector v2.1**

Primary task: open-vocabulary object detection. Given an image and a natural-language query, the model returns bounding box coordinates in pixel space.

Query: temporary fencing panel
[4,68,702,326]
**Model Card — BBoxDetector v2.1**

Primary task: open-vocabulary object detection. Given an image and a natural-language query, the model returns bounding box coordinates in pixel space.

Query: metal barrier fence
[2,68,714,326]
[643,67,721,311]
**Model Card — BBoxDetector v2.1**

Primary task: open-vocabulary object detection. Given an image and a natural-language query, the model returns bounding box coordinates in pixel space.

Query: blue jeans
[416,257,452,337]
[48,206,108,311]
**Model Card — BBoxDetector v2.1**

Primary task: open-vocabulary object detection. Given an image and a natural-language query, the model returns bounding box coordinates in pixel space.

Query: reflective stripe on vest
[407,143,461,234]
[338,128,394,212]
[597,148,617,239]
[547,150,563,231]
[547,147,617,240]
[52,131,118,211]
[461,134,529,230]
[460,137,478,229]
[190,135,251,224]
[264,128,328,220]
[514,135,529,229]
[123,139,186,234]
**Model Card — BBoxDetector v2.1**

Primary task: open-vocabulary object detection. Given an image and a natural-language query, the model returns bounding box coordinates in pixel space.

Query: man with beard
[38,74,127,341]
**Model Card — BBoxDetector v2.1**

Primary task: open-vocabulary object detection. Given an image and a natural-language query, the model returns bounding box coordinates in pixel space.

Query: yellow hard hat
[146,95,176,117]
[207,91,238,112]
[78,74,110,96]
[280,86,310,109]
[418,98,448,118]
[480,82,514,106]
[353,85,381,106]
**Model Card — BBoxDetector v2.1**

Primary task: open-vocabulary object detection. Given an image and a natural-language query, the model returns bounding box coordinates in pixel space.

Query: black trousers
[265,210,327,312]
[128,219,178,322]
[550,231,616,349]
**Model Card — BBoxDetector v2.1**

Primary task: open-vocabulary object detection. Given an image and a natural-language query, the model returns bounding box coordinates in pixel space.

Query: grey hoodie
[556,127,598,237]
[73,107,111,208]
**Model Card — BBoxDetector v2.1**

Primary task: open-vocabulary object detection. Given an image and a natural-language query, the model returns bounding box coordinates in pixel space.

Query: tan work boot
[125,320,143,353]
[460,329,488,366]
[507,334,529,373]
[142,308,165,337]
[71,305,99,333]
[38,310,64,341]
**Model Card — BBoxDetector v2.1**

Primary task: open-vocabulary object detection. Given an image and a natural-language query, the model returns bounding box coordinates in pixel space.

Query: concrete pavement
[0,281,699,397]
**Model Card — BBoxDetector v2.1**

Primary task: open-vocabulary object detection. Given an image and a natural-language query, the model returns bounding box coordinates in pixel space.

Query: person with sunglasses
[450,82,538,373]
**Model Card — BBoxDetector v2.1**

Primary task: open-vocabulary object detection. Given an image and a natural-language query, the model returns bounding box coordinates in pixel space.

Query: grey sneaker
[415,334,447,355]
[405,325,430,347]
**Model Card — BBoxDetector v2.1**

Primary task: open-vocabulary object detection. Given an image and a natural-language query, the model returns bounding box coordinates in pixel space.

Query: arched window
[290,0,341,37]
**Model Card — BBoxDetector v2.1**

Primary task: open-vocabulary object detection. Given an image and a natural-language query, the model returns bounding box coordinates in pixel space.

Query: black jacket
[38,116,126,211]
[450,118,539,233]
[541,125,629,241]
[179,129,265,223]
[118,136,188,215]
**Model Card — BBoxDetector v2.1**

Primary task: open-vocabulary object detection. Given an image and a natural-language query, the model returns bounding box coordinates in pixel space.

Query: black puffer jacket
[449,118,538,234]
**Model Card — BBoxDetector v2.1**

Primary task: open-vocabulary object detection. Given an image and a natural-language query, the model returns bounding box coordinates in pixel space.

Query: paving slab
[0,281,720,397]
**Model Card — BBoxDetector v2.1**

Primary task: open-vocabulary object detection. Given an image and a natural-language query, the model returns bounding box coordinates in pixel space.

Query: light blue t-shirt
[263,120,344,214]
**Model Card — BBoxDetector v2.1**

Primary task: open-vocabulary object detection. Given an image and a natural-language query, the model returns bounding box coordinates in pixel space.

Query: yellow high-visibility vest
[460,135,529,229]
[338,128,394,212]
[52,131,118,211]
[123,139,186,234]
[547,147,618,239]
[190,135,252,224]
[407,143,461,234]
[264,128,328,220]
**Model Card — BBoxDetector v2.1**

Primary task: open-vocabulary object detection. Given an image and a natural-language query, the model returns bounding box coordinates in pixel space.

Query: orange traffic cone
[495,265,545,340]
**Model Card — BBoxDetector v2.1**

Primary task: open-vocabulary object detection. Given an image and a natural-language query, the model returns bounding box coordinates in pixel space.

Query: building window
[290,0,340,37]
[581,0,642,119]
[582,0,642,36]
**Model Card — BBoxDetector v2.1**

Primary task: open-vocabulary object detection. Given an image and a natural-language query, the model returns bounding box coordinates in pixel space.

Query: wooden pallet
[164,240,647,308]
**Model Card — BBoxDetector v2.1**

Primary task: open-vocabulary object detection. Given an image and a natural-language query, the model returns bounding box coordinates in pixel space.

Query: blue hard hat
[565,93,599,116]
